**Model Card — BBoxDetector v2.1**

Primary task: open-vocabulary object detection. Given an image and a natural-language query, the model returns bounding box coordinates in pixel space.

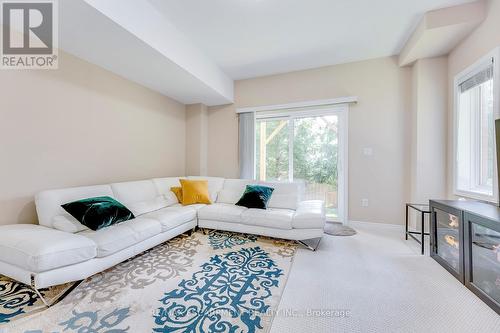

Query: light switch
[362,199,369,207]
[363,147,373,156]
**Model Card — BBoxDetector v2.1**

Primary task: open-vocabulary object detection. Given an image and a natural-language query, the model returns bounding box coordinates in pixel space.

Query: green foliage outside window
[256,116,338,190]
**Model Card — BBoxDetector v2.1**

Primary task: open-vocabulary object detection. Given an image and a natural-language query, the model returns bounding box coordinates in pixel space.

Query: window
[454,50,499,201]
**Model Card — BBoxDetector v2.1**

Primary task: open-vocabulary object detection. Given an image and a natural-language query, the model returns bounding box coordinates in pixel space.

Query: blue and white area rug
[0,276,75,324]
[1,230,297,333]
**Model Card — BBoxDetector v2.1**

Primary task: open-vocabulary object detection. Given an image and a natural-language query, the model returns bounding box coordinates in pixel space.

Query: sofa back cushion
[110,180,170,216]
[53,213,90,233]
[110,180,158,205]
[36,185,114,228]
[216,179,257,204]
[260,181,300,210]
[126,196,171,216]
[152,177,183,204]
[187,176,225,202]
[217,179,300,210]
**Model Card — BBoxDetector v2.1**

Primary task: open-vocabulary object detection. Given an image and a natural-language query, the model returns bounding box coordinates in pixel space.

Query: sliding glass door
[255,107,347,223]
[294,115,340,220]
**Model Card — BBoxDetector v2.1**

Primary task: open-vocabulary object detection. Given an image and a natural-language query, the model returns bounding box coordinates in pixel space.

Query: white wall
[411,57,448,204]
[208,57,412,225]
[0,51,186,225]
[185,103,208,176]
[407,57,448,230]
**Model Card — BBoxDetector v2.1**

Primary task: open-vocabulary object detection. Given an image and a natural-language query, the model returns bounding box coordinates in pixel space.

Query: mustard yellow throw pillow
[170,186,183,203]
[179,179,211,205]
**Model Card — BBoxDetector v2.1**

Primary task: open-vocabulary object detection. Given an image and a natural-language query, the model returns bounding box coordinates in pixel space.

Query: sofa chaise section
[18,177,198,291]
[0,225,96,275]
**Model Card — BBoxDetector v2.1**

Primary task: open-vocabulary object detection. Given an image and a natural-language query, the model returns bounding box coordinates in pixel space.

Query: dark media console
[430,200,500,315]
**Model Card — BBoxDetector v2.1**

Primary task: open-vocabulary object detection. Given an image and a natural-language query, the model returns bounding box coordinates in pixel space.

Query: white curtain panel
[238,112,255,179]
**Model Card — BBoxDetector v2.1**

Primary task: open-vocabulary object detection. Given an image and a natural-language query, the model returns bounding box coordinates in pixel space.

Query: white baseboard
[348,220,404,230]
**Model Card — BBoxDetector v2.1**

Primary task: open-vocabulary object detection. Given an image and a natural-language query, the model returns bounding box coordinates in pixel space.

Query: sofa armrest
[292,200,326,229]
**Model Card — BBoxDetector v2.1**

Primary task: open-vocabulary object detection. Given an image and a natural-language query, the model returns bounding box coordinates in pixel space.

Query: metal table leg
[405,204,431,255]
[405,204,409,240]
[421,212,425,255]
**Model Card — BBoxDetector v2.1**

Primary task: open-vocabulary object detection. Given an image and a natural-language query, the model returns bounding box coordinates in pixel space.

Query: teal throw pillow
[235,185,274,209]
[61,196,134,231]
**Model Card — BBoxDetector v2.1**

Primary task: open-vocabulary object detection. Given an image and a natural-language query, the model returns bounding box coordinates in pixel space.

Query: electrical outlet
[363,147,373,156]
[361,199,369,207]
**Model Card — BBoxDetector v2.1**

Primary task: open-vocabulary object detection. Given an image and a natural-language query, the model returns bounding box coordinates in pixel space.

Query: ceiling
[149,0,475,80]
[59,0,234,106]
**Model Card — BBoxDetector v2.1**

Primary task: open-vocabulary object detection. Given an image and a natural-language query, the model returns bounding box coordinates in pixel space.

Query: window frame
[453,47,500,203]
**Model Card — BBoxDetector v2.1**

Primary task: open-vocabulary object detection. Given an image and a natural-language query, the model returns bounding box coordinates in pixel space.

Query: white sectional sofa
[0,176,325,299]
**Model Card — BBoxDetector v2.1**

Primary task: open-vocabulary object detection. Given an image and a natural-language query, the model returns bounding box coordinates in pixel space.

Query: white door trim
[236,96,358,113]
[338,107,349,225]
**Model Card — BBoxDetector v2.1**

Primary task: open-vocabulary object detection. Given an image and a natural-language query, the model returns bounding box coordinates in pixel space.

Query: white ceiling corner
[149,0,476,80]
[59,0,233,106]
[399,0,486,66]
[58,0,478,106]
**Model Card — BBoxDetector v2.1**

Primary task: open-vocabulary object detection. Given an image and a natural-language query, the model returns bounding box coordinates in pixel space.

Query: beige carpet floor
[271,221,500,333]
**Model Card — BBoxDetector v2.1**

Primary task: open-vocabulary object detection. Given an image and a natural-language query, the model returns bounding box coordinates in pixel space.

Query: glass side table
[406,203,431,255]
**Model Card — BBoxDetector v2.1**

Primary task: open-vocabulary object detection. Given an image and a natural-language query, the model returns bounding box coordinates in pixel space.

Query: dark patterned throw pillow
[235,185,274,209]
[61,196,134,231]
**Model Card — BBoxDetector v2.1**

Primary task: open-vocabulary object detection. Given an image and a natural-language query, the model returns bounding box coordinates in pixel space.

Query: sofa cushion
[110,180,159,206]
[0,225,96,273]
[152,177,185,205]
[143,206,197,232]
[110,180,174,216]
[216,179,256,204]
[79,217,161,257]
[52,213,89,233]
[216,179,300,209]
[260,181,300,210]
[127,196,170,216]
[241,208,294,230]
[292,200,326,229]
[198,203,247,223]
[187,176,225,202]
[186,204,207,211]
[36,185,114,228]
